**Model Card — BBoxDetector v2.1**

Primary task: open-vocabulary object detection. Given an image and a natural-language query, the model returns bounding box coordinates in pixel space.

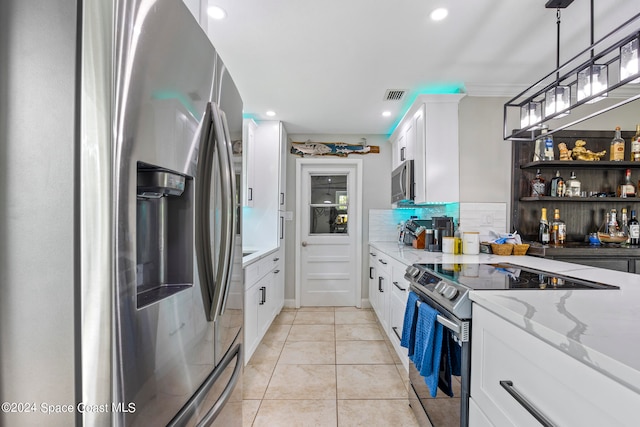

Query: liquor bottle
[542,128,554,161]
[631,124,640,161]
[550,208,566,245]
[622,208,630,244]
[629,210,640,245]
[617,168,636,197]
[539,208,550,245]
[533,132,544,162]
[610,126,625,161]
[530,169,546,197]
[550,171,564,197]
[565,171,581,197]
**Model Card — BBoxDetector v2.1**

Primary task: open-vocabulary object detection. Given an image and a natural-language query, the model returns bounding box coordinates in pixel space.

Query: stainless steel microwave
[391,159,414,203]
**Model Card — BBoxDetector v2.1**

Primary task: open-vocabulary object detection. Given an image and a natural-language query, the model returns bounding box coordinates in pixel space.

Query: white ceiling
[203,0,639,135]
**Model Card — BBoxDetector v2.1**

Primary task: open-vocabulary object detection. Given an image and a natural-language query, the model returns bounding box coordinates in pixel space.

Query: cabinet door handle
[391,326,402,341]
[280,216,284,240]
[400,146,406,161]
[378,276,384,292]
[369,253,376,257]
[248,187,253,201]
[259,286,266,305]
[393,281,407,292]
[274,269,280,274]
[273,257,280,262]
[378,259,387,265]
[499,380,554,427]
[369,267,374,280]
[280,192,285,205]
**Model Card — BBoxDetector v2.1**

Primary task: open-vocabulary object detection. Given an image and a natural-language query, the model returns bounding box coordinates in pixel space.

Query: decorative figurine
[570,139,606,161]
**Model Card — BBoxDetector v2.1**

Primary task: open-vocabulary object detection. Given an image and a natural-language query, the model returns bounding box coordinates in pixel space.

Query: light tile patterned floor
[242,307,419,427]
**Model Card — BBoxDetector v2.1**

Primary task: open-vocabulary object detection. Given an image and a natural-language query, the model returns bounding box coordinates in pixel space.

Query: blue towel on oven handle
[400,291,420,357]
[414,302,443,398]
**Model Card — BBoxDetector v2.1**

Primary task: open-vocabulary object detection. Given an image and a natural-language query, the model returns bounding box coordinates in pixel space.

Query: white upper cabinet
[390,94,465,204]
[242,120,287,251]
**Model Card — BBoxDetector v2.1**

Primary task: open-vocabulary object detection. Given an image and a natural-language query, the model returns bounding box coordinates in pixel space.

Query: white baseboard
[284,299,296,309]
[361,299,372,309]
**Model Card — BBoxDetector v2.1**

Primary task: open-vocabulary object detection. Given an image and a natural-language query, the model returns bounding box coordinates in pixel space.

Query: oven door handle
[436,314,460,335]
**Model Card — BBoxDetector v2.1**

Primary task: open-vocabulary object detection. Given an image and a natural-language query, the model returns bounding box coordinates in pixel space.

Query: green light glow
[152,90,199,118]
[386,83,466,135]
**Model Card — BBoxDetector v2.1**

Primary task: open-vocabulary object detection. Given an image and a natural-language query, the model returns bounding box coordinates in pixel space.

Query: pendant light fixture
[503,1,640,141]
[576,0,608,104]
[544,8,570,118]
[621,37,640,83]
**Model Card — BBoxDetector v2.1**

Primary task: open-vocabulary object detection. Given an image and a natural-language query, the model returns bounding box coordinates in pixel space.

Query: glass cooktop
[415,263,619,290]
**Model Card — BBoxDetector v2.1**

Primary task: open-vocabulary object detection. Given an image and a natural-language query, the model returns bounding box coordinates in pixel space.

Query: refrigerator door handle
[167,343,243,427]
[217,108,236,317]
[195,103,216,321]
[209,103,235,322]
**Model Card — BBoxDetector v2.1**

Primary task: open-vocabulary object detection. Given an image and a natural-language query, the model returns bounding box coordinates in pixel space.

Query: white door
[295,159,362,307]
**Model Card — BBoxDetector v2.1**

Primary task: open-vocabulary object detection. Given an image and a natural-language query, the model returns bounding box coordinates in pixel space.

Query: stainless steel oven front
[408,285,471,427]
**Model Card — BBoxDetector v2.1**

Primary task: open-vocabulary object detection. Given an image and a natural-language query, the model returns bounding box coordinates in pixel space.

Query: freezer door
[112,0,227,425]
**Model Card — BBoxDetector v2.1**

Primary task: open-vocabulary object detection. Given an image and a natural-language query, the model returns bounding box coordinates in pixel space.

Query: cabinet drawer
[244,252,279,290]
[376,255,391,275]
[471,305,639,427]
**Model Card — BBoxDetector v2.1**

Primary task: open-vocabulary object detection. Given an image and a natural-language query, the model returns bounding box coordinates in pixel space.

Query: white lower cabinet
[471,304,640,427]
[368,245,410,371]
[244,251,284,365]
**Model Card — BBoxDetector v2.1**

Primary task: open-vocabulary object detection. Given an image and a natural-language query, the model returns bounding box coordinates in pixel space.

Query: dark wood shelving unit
[512,130,640,273]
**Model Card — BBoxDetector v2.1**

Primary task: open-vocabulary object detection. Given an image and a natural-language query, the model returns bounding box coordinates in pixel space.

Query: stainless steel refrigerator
[0,0,243,425]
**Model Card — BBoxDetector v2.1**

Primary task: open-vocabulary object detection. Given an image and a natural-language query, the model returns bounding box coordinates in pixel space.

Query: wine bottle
[539,208,550,245]
[629,210,640,246]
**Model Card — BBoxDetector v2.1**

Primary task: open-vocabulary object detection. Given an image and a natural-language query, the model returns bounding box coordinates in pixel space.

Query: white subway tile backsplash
[459,202,507,242]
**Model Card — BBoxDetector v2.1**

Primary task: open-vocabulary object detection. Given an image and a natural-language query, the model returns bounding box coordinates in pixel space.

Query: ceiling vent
[383,89,406,101]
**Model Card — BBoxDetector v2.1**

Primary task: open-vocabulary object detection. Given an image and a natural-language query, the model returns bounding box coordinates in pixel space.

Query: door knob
[302,241,308,247]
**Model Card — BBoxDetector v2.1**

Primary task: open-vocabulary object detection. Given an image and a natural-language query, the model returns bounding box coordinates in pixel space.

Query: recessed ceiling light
[430,8,448,21]
[266,110,276,117]
[207,5,227,20]
[382,111,392,117]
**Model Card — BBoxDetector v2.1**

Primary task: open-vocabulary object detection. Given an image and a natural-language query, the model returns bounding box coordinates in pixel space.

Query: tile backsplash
[369,202,507,243]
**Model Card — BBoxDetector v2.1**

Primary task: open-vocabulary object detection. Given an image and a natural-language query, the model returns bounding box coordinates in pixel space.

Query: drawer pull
[273,257,280,262]
[378,259,387,265]
[274,269,280,274]
[391,326,402,341]
[499,380,555,427]
[393,281,407,292]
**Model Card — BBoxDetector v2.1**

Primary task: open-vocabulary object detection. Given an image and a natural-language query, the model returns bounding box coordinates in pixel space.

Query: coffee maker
[428,216,454,252]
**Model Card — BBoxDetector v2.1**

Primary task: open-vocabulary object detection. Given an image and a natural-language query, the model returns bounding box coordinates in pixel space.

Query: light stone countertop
[369,241,640,395]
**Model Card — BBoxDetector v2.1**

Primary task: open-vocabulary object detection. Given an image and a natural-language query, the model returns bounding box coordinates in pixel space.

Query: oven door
[408,297,471,427]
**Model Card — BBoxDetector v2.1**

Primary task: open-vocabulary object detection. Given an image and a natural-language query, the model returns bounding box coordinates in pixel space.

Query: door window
[309,174,348,234]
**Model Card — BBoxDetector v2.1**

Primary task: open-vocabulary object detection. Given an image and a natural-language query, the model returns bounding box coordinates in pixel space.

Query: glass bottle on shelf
[631,124,640,161]
[617,168,636,198]
[550,208,566,245]
[622,208,630,245]
[550,171,564,197]
[542,128,554,161]
[539,208,550,245]
[530,169,546,197]
[533,131,544,162]
[629,210,640,246]
[565,171,581,197]
[610,126,625,161]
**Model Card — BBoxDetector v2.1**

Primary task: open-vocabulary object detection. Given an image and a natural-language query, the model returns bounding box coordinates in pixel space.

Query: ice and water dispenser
[136,162,193,308]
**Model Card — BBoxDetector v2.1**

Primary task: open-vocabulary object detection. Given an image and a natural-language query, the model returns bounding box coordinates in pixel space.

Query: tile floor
[242,306,420,427]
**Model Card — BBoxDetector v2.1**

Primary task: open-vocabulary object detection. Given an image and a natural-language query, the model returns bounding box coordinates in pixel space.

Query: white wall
[282,135,392,304]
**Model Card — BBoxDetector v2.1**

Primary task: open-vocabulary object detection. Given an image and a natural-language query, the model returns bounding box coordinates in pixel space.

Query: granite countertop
[369,241,640,395]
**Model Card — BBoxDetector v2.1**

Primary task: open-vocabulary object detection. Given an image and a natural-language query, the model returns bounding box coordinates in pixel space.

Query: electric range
[404,262,619,320]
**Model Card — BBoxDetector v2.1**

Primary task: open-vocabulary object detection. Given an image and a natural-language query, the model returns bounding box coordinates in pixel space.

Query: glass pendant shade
[544,85,570,118]
[620,38,640,84]
[520,101,542,129]
[577,64,608,104]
